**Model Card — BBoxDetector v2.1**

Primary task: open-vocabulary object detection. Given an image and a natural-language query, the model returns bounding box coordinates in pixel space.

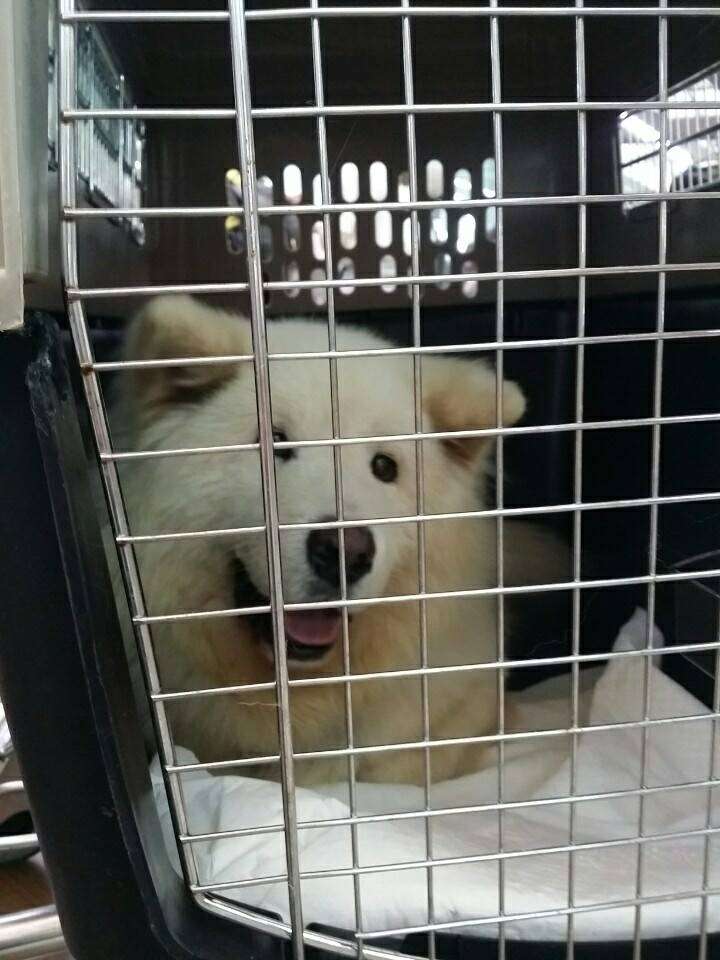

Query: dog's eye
[371,453,398,483]
[257,428,295,461]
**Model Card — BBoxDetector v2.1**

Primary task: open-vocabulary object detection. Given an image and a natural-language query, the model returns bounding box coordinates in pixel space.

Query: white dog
[114,295,561,785]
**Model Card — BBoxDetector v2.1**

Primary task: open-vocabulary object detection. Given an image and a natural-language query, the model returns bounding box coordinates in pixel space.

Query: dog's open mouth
[233,558,341,664]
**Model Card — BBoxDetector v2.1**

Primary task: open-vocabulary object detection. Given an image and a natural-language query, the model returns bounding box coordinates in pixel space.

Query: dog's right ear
[122,295,252,425]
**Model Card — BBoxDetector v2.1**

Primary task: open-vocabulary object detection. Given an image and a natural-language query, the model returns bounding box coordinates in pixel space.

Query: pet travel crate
[3,1,720,958]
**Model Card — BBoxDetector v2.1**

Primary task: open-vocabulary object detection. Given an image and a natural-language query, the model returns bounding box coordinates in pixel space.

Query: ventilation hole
[374,210,393,249]
[425,159,444,199]
[461,260,479,299]
[260,224,273,264]
[482,157,496,199]
[283,214,301,252]
[380,254,397,293]
[402,217,412,257]
[456,213,476,255]
[313,173,323,207]
[429,208,448,245]
[485,206,497,243]
[434,251,452,290]
[339,211,357,250]
[284,260,300,298]
[337,256,355,295]
[453,168,472,202]
[310,267,327,306]
[283,164,303,204]
[397,171,410,203]
[340,162,360,203]
[257,175,274,208]
[312,221,326,261]
[369,161,388,202]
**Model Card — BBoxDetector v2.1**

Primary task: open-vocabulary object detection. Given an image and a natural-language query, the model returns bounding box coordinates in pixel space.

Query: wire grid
[56,2,720,959]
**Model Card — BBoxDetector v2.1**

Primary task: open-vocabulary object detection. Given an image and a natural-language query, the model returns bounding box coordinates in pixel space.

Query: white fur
[114,295,559,786]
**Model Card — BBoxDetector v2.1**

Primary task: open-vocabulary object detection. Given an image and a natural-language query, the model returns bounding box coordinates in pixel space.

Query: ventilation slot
[426,159,444,199]
[312,221,325,261]
[338,257,356,295]
[461,260,479,299]
[310,267,327,306]
[284,260,300,298]
[341,163,360,203]
[453,168,472,201]
[339,211,358,250]
[369,161,388,202]
[283,164,303,204]
[283,214,301,252]
[434,252,452,290]
[374,210,393,249]
[430,208,448,245]
[456,214,476,255]
[380,254,397,293]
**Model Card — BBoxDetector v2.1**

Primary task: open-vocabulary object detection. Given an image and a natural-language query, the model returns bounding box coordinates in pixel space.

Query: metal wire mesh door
[56,2,720,960]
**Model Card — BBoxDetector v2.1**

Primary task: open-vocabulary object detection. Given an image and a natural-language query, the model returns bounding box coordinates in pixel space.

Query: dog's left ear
[421,356,526,467]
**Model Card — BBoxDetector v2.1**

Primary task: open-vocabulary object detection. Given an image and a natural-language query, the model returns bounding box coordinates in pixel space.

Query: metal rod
[227,1,305,953]
[153,640,720,702]
[632,9,668,955]
[167,710,719,774]
[61,8,720,22]
[99,409,720,464]
[189,821,720,892]
[179,776,720,845]
[134,564,720,625]
[66,257,720,298]
[357,884,720,941]
[567,4,586,954]
[62,98,720,121]
[91,326,720,373]
[62,188,720,220]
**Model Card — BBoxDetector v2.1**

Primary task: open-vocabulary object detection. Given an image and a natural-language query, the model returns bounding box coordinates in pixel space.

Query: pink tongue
[284,611,341,647]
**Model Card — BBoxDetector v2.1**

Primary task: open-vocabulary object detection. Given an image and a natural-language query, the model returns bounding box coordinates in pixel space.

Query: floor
[1,853,72,959]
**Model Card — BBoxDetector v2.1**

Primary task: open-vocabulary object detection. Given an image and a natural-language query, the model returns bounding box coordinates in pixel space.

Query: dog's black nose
[307,524,376,587]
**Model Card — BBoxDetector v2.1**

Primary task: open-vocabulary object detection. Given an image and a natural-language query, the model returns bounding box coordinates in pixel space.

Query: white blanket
[152,610,720,942]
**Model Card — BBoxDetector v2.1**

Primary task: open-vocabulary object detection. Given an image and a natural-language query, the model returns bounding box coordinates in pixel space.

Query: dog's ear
[122,295,252,425]
[421,356,526,467]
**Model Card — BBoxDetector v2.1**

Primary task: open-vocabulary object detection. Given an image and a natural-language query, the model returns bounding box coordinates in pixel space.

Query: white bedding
[152,610,720,942]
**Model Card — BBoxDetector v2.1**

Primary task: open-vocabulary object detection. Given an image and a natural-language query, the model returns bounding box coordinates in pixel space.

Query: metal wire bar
[357,885,720,942]
[134,565,720,626]
[110,488,720,545]
[399,6,435,954]
[62,7,720,22]
[166,709,719,774]
[633,11,668,955]
[62,188,720,220]
[488,5,507,957]
[154,641,720,703]
[190,822,720,893]
[91,326,720,374]
[57,0,204,896]
[308,4,364,943]
[66,258,720,299]
[180,777,720,845]
[227,1,305,953]
[62,99,720,121]
[567,2,586,954]
[97,409,720,463]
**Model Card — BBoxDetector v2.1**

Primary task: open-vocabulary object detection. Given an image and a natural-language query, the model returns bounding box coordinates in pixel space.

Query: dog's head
[119,295,525,671]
